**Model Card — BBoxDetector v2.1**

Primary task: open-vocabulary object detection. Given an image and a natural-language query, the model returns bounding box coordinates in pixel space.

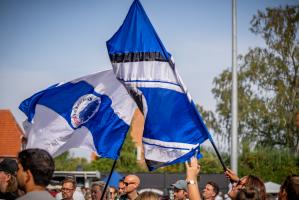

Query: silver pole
[231,0,238,174]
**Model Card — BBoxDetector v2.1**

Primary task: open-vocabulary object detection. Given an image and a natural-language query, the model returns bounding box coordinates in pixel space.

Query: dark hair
[18,148,54,187]
[245,175,266,200]
[62,177,77,189]
[280,175,299,200]
[206,181,219,196]
[236,186,261,200]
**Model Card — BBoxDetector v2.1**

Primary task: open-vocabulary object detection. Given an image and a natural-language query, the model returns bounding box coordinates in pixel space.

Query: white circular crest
[71,94,101,128]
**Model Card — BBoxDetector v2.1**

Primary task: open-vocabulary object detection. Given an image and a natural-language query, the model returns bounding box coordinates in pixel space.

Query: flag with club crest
[19,70,137,159]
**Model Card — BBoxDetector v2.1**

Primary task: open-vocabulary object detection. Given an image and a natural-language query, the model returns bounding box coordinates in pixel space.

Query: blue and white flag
[19,70,137,159]
[107,0,211,170]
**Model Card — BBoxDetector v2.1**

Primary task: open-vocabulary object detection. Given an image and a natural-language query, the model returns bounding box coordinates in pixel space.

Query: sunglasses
[123,181,134,186]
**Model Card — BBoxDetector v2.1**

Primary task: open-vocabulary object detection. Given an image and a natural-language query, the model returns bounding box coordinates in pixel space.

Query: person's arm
[225,168,240,183]
[185,157,201,200]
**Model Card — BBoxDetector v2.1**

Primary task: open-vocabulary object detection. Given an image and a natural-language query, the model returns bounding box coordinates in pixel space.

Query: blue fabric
[140,87,209,145]
[103,171,124,189]
[19,79,130,159]
[106,0,210,170]
[106,0,171,60]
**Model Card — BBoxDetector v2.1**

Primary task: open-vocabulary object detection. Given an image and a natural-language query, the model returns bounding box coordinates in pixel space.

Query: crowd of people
[0,148,298,200]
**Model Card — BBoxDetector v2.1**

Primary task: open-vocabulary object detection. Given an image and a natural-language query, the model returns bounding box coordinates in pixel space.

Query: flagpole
[100,159,117,200]
[231,0,238,175]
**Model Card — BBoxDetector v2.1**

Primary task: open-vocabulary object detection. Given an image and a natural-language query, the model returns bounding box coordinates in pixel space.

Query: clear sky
[0,0,297,159]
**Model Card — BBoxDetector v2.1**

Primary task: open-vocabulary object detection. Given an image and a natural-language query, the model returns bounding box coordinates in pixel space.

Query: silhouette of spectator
[278,175,299,200]
[120,175,140,200]
[225,169,266,200]
[172,180,188,200]
[109,186,117,200]
[136,191,158,200]
[118,179,125,198]
[91,181,110,200]
[16,148,55,200]
[61,177,76,200]
[236,186,261,200]
[202,181,219,200]
[0,158,19,199]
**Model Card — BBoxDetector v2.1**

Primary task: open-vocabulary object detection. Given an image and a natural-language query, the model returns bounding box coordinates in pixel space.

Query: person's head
[172,180,188,200]
[279,175,299,200]
[245,175,266,200]
[81,186,87,194]
[236,186,261,200]
[118,180,125,196]
[228,175,265,200]
[109,186,117,200]
[17,148,54,191]
[123,175,140,194]
[203,181,219,200]
[0,158,18,193]
[136,191,159,200]
[91,181,110,200]
[61,177,76,200]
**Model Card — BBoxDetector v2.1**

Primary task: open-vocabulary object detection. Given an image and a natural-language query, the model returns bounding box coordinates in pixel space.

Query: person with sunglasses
[120,175,140,200]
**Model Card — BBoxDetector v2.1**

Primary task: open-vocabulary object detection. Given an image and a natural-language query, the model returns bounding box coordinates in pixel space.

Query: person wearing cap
[172,180,189,200]
[0,158,19,200]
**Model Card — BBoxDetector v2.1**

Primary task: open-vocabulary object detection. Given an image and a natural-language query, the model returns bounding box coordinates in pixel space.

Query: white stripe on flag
[113,61,181,84]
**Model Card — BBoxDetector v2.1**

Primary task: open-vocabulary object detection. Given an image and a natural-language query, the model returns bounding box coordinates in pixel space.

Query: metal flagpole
[231,0,238,174]
[100,159,117,200]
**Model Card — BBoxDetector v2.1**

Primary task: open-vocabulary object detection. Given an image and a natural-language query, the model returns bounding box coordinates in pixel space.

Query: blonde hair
[6,174,18,193]
[136,191,159,200]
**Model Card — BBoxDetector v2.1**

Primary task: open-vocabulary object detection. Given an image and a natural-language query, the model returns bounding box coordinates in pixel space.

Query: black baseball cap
[0,158,18,175]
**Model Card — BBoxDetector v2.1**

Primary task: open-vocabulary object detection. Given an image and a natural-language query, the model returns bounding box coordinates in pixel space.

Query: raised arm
[185,157,202,200]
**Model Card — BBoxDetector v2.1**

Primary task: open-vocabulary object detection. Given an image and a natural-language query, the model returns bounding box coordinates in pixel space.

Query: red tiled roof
[0,110,23,158]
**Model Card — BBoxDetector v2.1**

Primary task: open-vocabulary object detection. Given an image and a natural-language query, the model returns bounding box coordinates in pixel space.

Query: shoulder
[17,191,55,200]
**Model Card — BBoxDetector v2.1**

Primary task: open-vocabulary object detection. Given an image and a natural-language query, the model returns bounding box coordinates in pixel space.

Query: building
[0,109,23,159]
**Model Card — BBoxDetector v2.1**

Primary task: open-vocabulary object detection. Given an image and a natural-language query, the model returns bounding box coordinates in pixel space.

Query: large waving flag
[19,70,136,159]
[107,0,211,170]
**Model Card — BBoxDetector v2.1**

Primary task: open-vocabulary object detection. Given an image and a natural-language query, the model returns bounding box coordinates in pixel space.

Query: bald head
[125,175,140,186]
[123,174,140,195]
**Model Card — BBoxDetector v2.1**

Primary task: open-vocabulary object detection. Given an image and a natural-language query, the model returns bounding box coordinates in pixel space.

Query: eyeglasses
[62,188,74,192]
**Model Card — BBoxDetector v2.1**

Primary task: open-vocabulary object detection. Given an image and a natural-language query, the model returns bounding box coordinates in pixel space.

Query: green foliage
[238,143,299,183]
[88,134,144,172]
[199,148,230,173]
[153,147,229,173]
[211,5,299,152]
[54,151,89,171]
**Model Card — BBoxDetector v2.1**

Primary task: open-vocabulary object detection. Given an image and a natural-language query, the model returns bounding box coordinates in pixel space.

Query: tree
[88,133,144,172]
[212,5,299,152]
[239,143,299,183]
[55,151,89,171]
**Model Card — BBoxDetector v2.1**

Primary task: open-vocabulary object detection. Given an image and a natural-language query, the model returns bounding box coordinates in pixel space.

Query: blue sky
[0,0,297,158]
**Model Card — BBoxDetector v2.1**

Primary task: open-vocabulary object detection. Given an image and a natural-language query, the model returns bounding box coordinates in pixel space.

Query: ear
[24,169,32,183]
[212,191,216,197]
[4,173,11,182]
